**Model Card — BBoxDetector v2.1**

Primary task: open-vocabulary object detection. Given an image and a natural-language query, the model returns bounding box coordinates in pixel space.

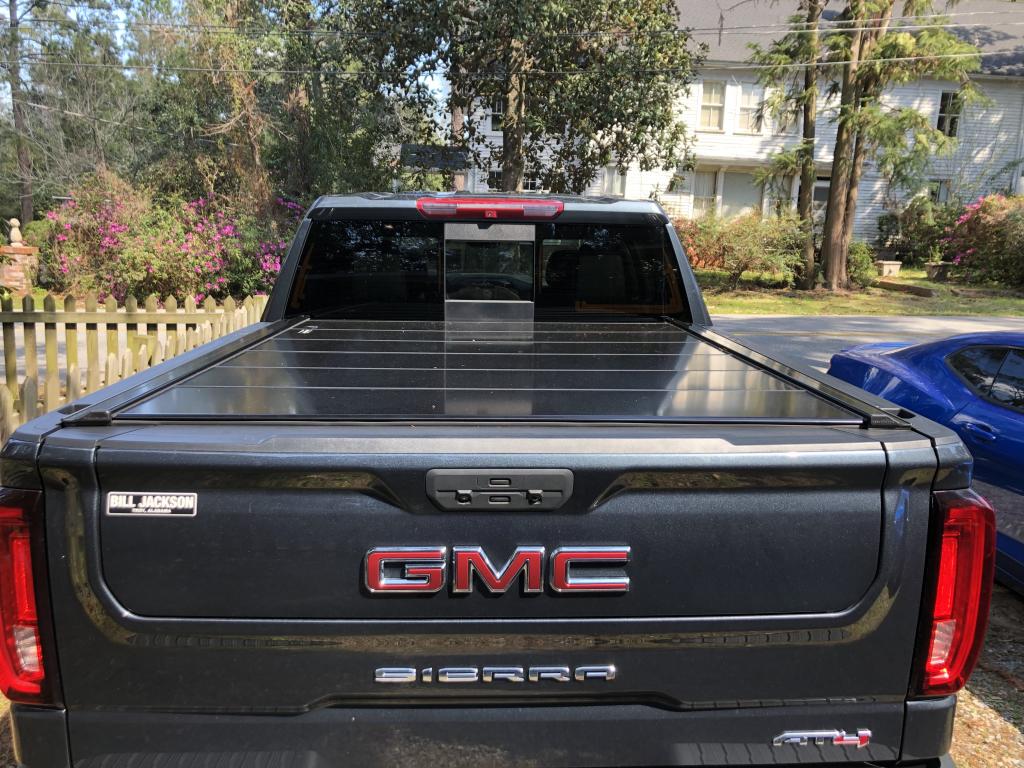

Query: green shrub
[877,196,960,266]
[675,212,804,289]
[847,241,877,288]
[945,194,1024,288]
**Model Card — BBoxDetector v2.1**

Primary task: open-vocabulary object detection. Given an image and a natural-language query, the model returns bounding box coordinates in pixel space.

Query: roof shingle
[677,0,1024,76]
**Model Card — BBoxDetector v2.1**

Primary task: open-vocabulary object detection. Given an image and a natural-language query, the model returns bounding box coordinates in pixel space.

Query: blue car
[829,331,1024,594]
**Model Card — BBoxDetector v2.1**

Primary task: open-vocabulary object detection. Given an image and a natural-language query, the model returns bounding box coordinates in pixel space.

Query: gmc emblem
[364,546,631,594]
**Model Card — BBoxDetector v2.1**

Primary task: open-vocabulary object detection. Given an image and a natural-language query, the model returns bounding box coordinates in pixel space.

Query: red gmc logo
[364,546,631,595]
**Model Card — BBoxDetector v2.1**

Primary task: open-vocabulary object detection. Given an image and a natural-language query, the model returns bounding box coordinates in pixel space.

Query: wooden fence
[0,293,268,441]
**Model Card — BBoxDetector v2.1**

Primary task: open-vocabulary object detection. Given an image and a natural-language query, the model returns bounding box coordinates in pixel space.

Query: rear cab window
[287,218,688,321]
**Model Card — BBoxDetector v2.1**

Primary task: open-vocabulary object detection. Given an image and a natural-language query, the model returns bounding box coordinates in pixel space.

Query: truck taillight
[0,488,45,702]
[416,197,564,220]
[917,489,995,697]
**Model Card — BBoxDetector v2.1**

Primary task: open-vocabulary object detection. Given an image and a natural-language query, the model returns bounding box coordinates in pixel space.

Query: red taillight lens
[917,489,996,696]
[0,489,45,701]
[416,197,564,220]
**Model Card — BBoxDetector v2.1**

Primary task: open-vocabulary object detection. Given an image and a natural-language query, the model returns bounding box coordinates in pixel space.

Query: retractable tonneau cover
[117,319,865,423]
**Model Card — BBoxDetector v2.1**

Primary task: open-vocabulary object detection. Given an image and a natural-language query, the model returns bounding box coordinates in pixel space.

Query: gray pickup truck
[0,194,996,767]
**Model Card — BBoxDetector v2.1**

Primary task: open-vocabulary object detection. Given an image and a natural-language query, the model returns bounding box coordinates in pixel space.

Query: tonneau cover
[120,319,862,423]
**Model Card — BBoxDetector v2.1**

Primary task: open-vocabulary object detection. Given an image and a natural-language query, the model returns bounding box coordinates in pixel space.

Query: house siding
[461,70,1024,245]
[648,71,1024,242]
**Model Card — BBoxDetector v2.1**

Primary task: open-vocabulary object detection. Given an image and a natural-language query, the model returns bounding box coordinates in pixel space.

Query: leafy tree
[355,0,705,192]
[4,0,141,218]
[2,0,439,221]
[5,0,34,223]
[750,0,825,290]
[818,0,979,289]
[752,0,979,290]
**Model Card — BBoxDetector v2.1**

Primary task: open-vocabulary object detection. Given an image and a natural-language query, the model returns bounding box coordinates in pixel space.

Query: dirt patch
[953,585,1024,767]
[0,699,12,768]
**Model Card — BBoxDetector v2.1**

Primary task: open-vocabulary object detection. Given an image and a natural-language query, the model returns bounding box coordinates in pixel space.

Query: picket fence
[0,293,268,441]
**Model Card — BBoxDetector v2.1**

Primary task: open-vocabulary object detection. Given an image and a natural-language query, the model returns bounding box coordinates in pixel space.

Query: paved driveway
[712,314,1024,372]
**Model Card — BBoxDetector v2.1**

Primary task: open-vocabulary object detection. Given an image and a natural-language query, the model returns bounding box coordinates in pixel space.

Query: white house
[463,0,1024,243]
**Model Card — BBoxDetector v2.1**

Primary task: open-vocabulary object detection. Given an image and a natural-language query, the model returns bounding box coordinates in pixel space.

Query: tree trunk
[797,0,823,290]
[840,127,867,267]
[282,2,313,198]
[820,4,864,291]
[7,0,33,224]
[502,38,526,192]
[838,4,893,270]
[451,90,466,191]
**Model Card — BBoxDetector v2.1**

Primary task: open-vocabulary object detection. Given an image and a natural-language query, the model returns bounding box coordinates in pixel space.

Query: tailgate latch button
[526,490,543,505]
[455,490,472,505]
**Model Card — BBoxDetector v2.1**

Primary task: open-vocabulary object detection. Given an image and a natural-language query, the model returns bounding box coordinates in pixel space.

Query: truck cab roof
[306,193,669,222]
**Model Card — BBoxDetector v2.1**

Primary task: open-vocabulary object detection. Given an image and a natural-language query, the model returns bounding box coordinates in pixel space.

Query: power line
[5,46,999,78]
[14,7,1024,39]
[19,18,1024,40]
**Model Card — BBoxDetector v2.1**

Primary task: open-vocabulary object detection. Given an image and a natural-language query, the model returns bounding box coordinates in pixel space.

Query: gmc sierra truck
[0,194,996,767]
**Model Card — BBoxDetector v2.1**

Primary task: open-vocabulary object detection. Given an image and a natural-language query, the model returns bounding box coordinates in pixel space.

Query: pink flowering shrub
[943,194,1024,288]
[29,173,300,300]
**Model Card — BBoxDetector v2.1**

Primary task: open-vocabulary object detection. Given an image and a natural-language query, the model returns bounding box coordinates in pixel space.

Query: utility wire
[5,47,999,78]
[13,7,1024,39]
[18,17,1024,39]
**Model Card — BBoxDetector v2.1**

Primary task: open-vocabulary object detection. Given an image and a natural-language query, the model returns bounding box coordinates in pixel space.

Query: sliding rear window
[287,218,689,321]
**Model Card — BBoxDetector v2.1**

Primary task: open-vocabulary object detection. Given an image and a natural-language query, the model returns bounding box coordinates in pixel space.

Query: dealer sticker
[105,492,197,517]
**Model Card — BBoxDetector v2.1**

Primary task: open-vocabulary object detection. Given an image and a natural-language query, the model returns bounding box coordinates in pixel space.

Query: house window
[522,177,545,192]
[937,92,961,137]
[601,166,626,196]
[700,82,725,131]
[738,84,763,133]
[929,179,951,204]
[490,97,505,132]
[812,177,831,219]
[721,172,763,218]
[692,170,717,216]
[486,169,503,190]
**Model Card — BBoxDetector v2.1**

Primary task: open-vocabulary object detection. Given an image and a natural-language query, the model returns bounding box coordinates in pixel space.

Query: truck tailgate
[40,419,936,759]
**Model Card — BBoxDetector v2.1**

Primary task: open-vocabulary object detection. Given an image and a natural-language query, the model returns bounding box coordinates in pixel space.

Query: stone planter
[925,262,952,282]
[874,260,902,277]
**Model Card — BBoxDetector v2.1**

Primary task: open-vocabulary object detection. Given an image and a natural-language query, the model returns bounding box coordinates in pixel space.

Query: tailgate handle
[426,469,573,511]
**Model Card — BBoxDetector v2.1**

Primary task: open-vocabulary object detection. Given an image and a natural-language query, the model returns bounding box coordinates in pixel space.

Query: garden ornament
[7,218,22,246]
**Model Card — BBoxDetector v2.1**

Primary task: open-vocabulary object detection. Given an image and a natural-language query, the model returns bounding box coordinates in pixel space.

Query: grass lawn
[698,268,1024,316]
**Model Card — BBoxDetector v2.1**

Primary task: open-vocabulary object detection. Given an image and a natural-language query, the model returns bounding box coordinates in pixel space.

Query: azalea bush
[675,212,805,289]
[943,194,1024,288]
[28,173,300,301]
